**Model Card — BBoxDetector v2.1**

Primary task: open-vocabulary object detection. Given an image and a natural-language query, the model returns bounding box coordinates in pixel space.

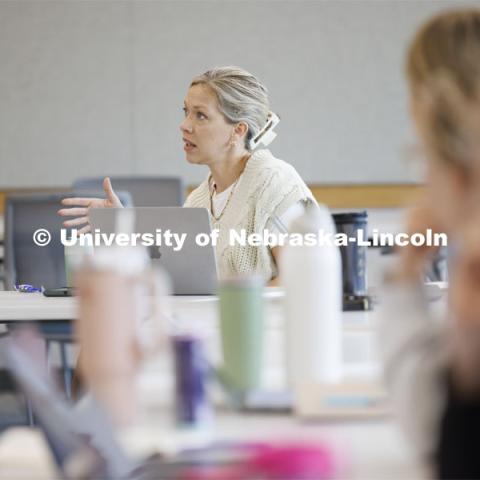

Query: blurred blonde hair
[190,66,270,151]
[406,9,480,168]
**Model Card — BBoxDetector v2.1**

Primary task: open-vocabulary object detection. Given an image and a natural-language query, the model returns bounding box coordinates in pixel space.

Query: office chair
[3,191,132,400]
[72,176,185,207]
[4,191,132,290]
[0,252,5,291]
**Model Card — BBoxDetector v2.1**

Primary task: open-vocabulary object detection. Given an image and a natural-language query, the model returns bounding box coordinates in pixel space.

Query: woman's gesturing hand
[58,177,123,233]
[389,200,446,283]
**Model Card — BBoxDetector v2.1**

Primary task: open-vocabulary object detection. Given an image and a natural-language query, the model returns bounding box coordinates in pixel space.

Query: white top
[210,179,237,218]
[212,176,305,233]
[185,149,316,280]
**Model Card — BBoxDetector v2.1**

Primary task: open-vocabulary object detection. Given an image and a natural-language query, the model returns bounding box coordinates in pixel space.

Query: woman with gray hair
[59,66,317,283]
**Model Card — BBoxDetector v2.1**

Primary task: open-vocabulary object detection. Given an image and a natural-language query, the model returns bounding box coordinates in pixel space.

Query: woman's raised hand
[390,199,446,283]
[58,177,123,233]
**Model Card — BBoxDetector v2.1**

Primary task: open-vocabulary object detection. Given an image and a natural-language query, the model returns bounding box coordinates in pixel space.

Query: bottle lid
[332,211,367,225]
[219,274,264,289]
[84,208,149,274]
[87,246,149,275]
[289,204,334,235]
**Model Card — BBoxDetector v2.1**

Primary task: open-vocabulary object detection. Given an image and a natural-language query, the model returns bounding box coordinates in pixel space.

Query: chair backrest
[4,191,132,290]
[72,176,185,207]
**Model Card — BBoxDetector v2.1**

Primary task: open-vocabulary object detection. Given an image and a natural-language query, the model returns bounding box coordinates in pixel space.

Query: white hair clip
[249,112,280,150]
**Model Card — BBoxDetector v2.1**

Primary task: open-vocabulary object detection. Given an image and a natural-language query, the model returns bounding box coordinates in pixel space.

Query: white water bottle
[280,204,342,397]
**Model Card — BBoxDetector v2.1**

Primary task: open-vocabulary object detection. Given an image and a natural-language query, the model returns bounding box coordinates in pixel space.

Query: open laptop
[90,207,218,295]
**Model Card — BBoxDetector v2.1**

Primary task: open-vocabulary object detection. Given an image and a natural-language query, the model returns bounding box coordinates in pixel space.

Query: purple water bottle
[172,335,212,427]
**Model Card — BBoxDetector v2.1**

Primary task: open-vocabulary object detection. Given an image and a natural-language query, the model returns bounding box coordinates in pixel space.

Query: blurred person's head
[179,66,270,166]
[406,9,480,229]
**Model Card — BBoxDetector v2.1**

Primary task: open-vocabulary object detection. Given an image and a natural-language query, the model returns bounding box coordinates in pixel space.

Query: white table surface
[0,289,424,479]
[0,290,374,330]
[0,290,377,368]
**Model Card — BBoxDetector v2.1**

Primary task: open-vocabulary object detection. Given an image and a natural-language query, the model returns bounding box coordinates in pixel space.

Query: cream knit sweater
[184,149,315,281]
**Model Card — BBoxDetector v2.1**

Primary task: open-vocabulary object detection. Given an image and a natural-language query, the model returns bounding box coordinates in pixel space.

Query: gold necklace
[209,176,240,222]
[209,154,251,222]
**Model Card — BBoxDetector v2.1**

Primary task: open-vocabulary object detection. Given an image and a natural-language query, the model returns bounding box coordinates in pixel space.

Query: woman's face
[179,84,235,166]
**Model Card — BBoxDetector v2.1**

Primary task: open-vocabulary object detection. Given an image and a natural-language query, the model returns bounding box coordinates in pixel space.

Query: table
[0,290,374,329]
[0,290,378,372]
[0,290,424,478]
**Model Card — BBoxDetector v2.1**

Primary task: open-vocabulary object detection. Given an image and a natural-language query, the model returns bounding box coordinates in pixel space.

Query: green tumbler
[218,276,264,394]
